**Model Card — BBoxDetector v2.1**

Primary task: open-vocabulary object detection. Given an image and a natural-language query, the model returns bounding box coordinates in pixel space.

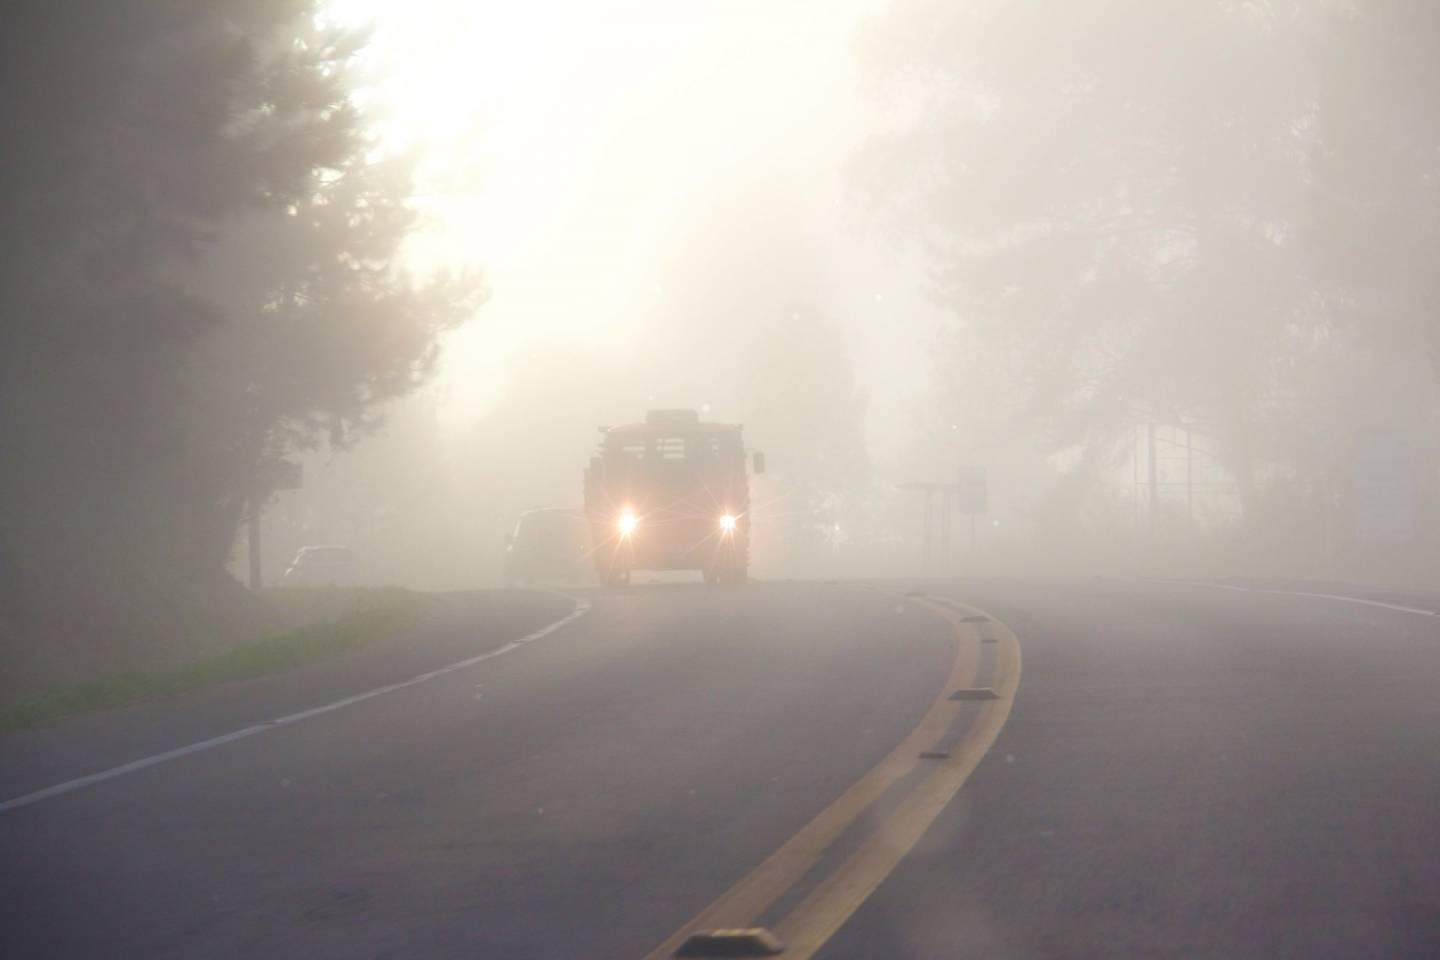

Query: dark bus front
[584,420,753,585]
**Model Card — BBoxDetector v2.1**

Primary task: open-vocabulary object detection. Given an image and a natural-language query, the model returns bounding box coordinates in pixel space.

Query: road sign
[1354,431,1413,543]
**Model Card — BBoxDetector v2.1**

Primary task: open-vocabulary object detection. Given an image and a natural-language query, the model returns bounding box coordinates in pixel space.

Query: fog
[3,1,1438,688]
[254,0,936,588]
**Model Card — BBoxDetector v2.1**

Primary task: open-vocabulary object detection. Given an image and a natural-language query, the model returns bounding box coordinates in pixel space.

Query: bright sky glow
[322,0,937,459]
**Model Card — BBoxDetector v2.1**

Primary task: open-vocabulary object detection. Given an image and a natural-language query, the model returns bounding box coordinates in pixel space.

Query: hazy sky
[323,0,939,464]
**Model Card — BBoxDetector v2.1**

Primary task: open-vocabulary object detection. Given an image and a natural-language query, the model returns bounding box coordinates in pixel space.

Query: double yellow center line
[644,595,1023,959]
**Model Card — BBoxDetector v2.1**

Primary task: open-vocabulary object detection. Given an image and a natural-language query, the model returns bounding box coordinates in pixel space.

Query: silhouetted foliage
[0,2,481,683]
[1309,1,1440,371]
[857,1,1440,545]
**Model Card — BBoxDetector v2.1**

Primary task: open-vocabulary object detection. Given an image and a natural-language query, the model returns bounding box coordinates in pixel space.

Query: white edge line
[1169,580,1439,617]
[0,597,591,815]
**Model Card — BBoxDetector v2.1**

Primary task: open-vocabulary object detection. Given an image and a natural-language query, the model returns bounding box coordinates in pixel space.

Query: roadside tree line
[0,1,480,687]
[857,0,1440,568]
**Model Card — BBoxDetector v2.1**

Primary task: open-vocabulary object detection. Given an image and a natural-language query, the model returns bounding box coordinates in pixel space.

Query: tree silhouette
[856,1,1439,537]
[0,2,482,682]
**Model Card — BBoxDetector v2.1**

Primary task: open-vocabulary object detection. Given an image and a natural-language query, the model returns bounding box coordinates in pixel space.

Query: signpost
[248,458,303,591]
[956,465,988,514]
[956,464,988,554]
[900,466,989,569]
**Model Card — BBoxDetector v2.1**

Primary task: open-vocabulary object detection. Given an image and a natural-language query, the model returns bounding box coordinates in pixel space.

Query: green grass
[0,590,420,734]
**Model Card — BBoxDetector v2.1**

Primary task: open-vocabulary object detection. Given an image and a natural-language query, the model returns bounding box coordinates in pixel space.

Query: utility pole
[247,502,262,591]
[1147,422,1159,534]
[1133,424,1141,531]
[921,487,934,570]
[245,458,300,592]
[939,488,952,568]
[1185,425,1194,532]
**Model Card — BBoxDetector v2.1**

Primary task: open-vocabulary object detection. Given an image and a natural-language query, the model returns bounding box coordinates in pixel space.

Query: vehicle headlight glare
[719,513,737,533]
[618,509,639,537]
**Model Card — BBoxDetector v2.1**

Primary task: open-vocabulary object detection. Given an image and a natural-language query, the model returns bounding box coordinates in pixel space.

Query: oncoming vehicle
[503,508,592,587]
[281,545,357,587]
[584,409,764,586]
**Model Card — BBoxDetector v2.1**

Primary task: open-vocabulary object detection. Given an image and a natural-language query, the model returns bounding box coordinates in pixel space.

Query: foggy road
[4,579,1439,959]
[8,4,1440,958]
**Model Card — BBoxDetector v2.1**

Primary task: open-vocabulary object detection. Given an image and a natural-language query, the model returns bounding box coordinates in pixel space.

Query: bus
[584,409,764,585]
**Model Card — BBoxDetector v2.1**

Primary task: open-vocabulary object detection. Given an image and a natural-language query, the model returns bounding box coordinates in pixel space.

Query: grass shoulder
[0,588,420,734]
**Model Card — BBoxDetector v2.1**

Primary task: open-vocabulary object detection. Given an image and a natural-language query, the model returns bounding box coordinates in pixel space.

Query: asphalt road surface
[3,578,1439,959]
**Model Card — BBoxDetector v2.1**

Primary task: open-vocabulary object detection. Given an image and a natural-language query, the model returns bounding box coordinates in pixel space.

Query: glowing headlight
[719,513,737,533]
[618,509,639,537]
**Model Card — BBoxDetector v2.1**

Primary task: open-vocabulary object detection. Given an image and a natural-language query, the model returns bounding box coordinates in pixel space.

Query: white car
[504,509,592,587]
[281,545,357,587]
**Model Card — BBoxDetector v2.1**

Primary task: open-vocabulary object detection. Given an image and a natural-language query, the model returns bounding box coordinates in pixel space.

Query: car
[281,545,358,587]
[504,509,592,588]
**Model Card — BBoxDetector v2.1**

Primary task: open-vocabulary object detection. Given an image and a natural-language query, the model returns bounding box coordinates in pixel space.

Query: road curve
[0,583,963,959]
[4,578,1439,959]
[817,577,1440,960]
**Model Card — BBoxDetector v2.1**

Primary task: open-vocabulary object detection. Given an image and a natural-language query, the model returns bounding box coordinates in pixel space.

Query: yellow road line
[774,604,1021,957]
[643,595,1020,959]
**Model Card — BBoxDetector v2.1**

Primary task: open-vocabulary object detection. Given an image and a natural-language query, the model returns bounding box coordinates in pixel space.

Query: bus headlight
[618,508,639,537]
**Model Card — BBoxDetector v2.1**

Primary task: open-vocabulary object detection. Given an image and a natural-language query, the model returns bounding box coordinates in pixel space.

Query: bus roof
[602,420,742,436]
[599,409,742,436]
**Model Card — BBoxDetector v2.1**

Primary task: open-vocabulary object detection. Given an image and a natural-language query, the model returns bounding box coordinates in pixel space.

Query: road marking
[0,598,591,815]
[949,687,1000,701]
[675,928,784,957]
[774,602,1021,958]
[642,595,1020,960]
[1171,581,1439,617]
